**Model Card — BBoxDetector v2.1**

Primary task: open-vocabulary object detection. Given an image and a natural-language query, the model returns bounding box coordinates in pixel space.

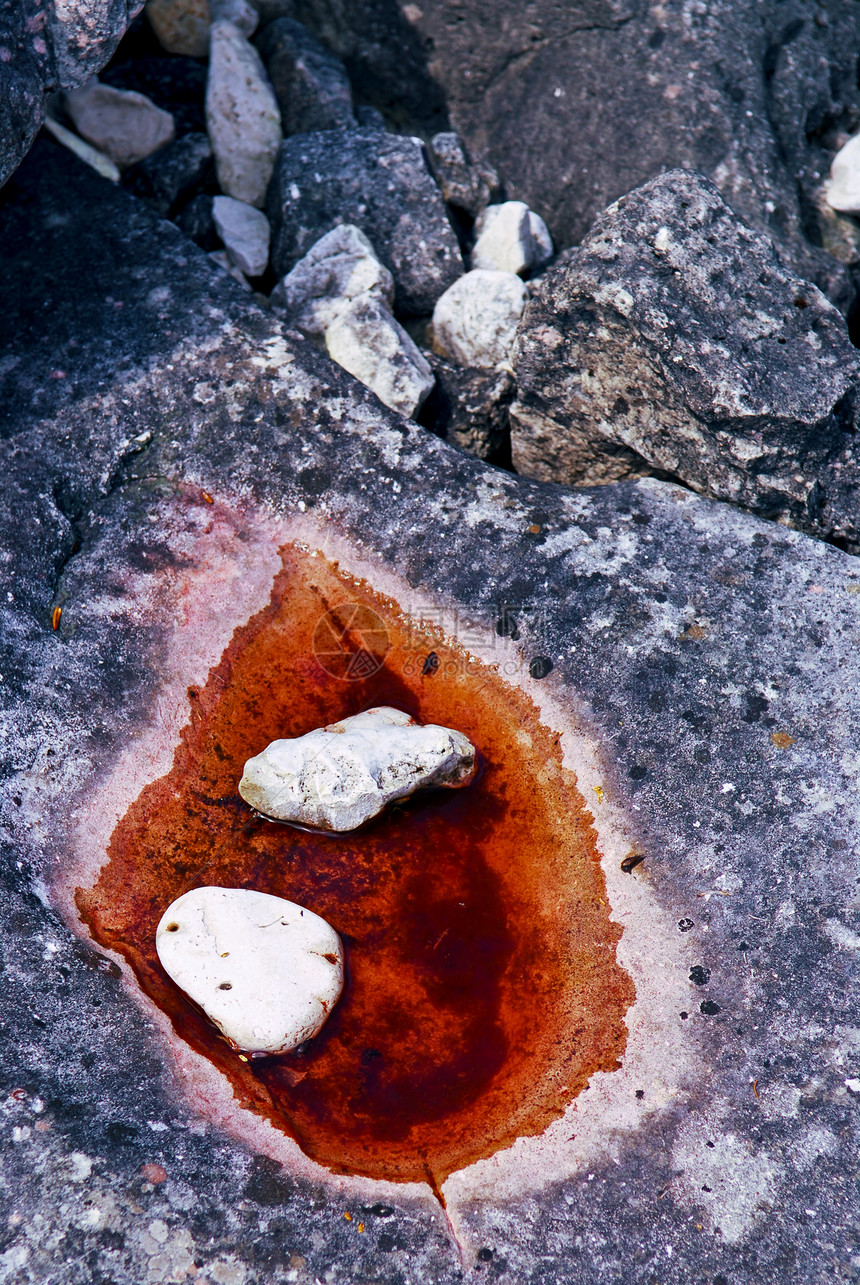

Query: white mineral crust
[155,887,344,1055]
[826,134,860,214]
[239,706,477,831]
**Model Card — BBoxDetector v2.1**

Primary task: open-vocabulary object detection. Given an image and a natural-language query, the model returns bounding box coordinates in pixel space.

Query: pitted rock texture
[422,352,515,461]
[256,16,354,134]
[513,170,860,542]
[0,0,141,189]
[303,0,860,310]
[3,141,860,1283]
[266,127,464,315]
[239,706,476,831]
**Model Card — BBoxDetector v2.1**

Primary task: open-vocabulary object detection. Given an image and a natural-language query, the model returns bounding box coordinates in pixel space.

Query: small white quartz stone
[324,296,435,418]
[271,224,394,337]
[212,195,270,276]
[432,268,527,368]
[206,21,282,208]
[471,200,535,275]
[826,134,860,214]
[239,706,477,832]
[155,887,343,1055]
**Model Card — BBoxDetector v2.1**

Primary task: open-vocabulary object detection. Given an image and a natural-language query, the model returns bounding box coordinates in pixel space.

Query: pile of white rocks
[45,0,557,455]
[155,708,476,1058]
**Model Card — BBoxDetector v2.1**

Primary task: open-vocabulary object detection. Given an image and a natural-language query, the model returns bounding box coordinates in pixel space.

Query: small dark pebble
[528,655,552,679]
[422,651,439,675]
[700,999,721,1015]
[621,854,645,873]
[678,917,694,931]
[689,965,711,985]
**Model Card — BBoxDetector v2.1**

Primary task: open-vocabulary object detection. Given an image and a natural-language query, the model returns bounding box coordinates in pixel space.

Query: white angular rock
[529,210,554,268]
[212,195,270,276]
[239,706,476,832]
[432,268,528,369]
[206,21,283,208]
[472,200,534,275]
[270,224,394,338]
[210,0,258,37]
[64,80,175,170]
[156,887,343,1056]
[146,0,210,57]
[826,134,860,215]
[325,297,435,418]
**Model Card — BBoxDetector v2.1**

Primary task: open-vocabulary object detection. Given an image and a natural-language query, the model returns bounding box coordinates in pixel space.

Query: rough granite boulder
[287,0,860,310]
[256,17,354,134]
[4,139,860,1285]
[266,127,463,315]
[513,170,860,542]
[0,0,142,189]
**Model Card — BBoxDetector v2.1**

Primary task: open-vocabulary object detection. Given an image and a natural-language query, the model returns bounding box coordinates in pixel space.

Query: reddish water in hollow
[78,546,634,1186]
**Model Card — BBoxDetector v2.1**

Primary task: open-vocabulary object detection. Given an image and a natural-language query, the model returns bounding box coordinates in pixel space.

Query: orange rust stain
[52,606,62,631]
[770,731,795,749]
[77,546,634,1186]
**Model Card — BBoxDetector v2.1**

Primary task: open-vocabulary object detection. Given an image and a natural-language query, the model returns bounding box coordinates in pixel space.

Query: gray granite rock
[123,131,213,216]
[266,127,464,315]
[428,130,498,218]
[256,17,354,134]
[325,295,435,418]
[294,0,860,311]
[421,352,515,461]
[0,0,141,189]
[270,223,394,338]
[513,170,860,543]
[3,139,860,1285]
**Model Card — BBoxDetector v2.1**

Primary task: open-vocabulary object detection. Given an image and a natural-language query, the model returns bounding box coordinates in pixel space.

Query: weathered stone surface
[4,139,860,1283]
[256,17,354,134]
[123,131,213,216]
[433,268,526,368]
[175,191,219,249]
[266,127,463,314]
[826,133,860,216]
[145,0,210,56]
[513,170,860,541]
[211,0,258,37]
[292,0,860,310]
[270,223,394,337]
[421,352,515,461]
[206,19,282,207]
[240,707,476,830]
[325,296,435,418]
[472,201,534,275]
[102,55,209,138]
[428,130,497,218]
[212,194,270,276]
[64,79,176,169]
[156,887,343,1054]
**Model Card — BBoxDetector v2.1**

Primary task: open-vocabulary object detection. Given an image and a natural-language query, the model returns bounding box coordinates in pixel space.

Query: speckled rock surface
[2,140,860,1284]
[266,127,464,315]
[321,0,860,310]
[513,170,860,544]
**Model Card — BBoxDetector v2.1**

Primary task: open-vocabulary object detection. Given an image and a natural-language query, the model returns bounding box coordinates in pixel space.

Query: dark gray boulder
[513,170,860,541]
[256,17,354,134]
[421,352,514,460]
[3,138,860,1285]
[266,127,463,314]
[289,0,860,309]
[0,0,140,190]
[123,131,213,217]
[428,131,499,219]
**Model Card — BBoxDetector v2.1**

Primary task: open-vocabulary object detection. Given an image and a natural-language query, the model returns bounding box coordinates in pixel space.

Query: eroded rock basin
[77,544,633,1188]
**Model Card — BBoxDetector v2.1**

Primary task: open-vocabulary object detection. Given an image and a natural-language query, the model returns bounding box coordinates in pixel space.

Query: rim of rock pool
[50,502,697,1219]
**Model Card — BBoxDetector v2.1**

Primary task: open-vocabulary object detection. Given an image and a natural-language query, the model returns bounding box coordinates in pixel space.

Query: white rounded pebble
[212,195,270,276]
[63,80,175,170]
[239,706,476,832]
[433,268,528,368]
[471,200,535,275]
[206,21,282,208]
[529,210,554,268]
[156,887,344,1056]
[826,134,860,215]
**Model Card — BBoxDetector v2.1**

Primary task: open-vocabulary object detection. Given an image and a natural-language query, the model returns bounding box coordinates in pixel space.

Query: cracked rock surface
[2,140,860,1284]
